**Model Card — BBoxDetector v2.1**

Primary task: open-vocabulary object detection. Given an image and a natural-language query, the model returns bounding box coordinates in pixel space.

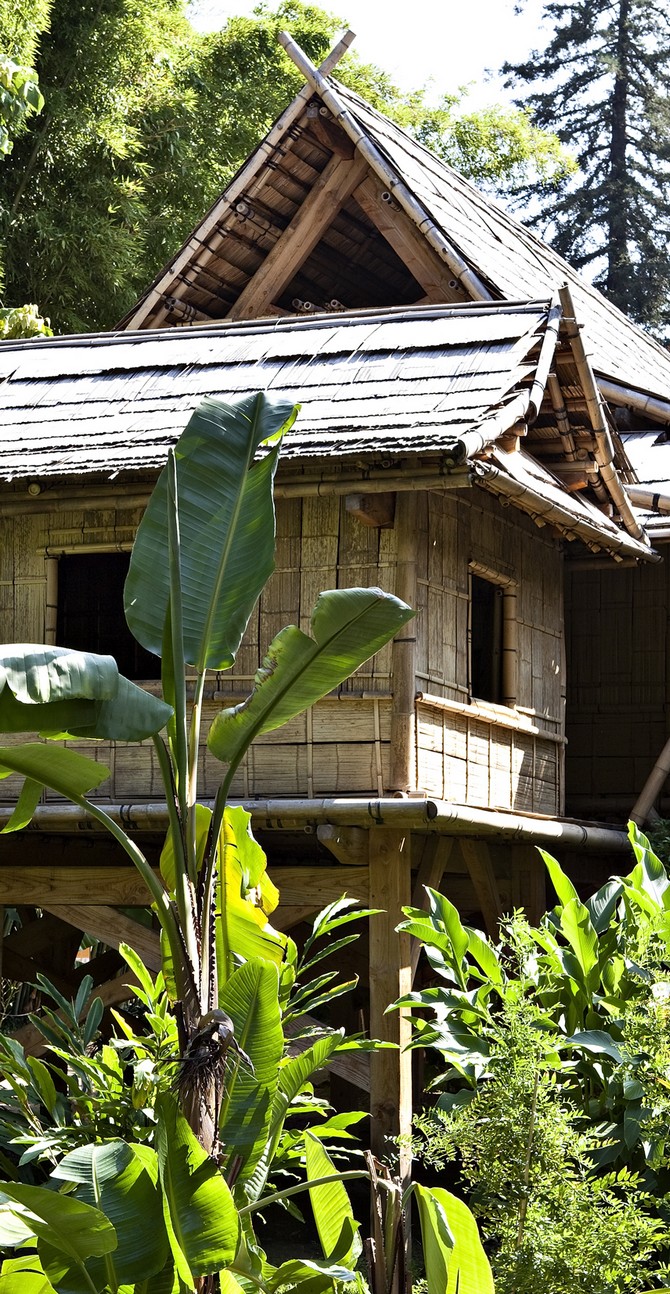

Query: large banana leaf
[245,1033,344,1203]
[52,1141,168,1288]
[0,1182,116,1275]
[155,1093,239,1282]
[0,744,110,833]
[0,646,171,740]
[218,960,284,1183]
[216,807,285,984]
[208,588,414,766]
[0,1257,55,1294]
[124,394,299,671]
[305,1132,360,1267]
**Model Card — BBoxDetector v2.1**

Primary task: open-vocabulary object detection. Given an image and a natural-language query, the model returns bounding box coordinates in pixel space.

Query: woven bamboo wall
[0,495,396,802]
[0,485,565,810]
[415,488,564,813]
[565,560,670,819]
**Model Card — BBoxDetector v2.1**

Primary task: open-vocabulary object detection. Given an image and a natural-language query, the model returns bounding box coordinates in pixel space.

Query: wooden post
[511,845,547,926]
[390,493,418,793]
[458,838,503,937]
[368,828,412,1177]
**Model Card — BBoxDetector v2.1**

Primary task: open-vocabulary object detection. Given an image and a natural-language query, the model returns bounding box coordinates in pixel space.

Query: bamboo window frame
[467,560,518,710]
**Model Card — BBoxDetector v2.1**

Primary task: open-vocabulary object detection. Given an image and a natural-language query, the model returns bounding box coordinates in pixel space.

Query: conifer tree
[504,0,670,332]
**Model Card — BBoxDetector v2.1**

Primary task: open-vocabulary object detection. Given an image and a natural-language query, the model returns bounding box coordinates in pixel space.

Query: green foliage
[401,824,670,1292]
[0,55,42,157]
[504,0,670,331]
[0,0,572,332]
[0,303,50,337]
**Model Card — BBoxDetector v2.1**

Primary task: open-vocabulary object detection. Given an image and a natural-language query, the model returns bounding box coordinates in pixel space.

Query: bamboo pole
[390,493,418,793]
[527,295,562,423]
[44,557,58,645]
[558,284,647,544]
[473,460,658,562]
[501,586,518,708]
[598,377,670,426]
[547,372,578,460]
[630,737,670,825]
[0,469,472,517]
[625,486,670,515]
[0,797,632,850]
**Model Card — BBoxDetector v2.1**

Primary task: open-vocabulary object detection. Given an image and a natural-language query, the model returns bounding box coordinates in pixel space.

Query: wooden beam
[41,905,161,972]
[353,175,463,302]
[368,829,412,1178]
[410,837,452,980]
[458,839,503,937]
[227,150,369,320]
[317,825,369,867]
[345,492,396,529]
[285,1014,370,1091]
[511,845,546,926]
[0,865,369,907]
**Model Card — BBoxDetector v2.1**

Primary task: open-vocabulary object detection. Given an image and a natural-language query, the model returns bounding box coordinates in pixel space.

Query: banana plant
[0,392,414,1159]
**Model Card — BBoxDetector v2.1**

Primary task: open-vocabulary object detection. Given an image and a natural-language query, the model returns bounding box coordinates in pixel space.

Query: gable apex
[120,34,670,409]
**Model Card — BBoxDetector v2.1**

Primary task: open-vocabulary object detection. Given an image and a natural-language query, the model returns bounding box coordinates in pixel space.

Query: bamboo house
[2,32,670,1150]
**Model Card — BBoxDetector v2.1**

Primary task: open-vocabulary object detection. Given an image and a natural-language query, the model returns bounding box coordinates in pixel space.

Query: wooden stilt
[511,844,547,926]
[368,828,412,1177]
[458,838,503,937]
[410,837,452,980]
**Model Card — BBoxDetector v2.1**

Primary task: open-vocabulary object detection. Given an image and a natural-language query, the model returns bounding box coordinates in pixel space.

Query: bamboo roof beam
[598,377,670,425]
[558,284,647,543]
[0,797,633,851]
[277,30,494,303]
[227,150,369,319]
[352,175,465,301]
[473,458,657,561]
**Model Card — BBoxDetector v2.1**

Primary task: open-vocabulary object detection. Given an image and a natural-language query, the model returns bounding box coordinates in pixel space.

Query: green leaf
[565,1030,624,1064]
[560,898,599,986]
[0,1181,116,1267]
[218,961,284,1183]
[0,745,110,829]
[208,588,414,768]
[435,1188,494,1294]
[414,1183,454,1294]
[52,1141,168,1288]
[539,849,579,908]
[125,393,298,670]
[216,808,286,984]
[0,1256,55,1294]
[156,1093,239,1281]
[0,646,171,741]
[305,1132,359,1266]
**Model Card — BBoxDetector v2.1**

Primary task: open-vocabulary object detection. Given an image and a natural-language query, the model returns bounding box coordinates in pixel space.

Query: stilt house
[2,31,670,1152]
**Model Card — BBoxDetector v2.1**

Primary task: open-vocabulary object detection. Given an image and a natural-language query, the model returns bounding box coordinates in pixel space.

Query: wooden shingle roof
[0,300,654,561]
[0,302,548,479]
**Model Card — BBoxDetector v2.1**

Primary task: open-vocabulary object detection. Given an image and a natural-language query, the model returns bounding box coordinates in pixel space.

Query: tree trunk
[605,0,632,310]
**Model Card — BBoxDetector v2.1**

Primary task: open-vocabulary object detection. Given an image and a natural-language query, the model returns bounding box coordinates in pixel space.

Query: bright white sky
[189,0,549,109]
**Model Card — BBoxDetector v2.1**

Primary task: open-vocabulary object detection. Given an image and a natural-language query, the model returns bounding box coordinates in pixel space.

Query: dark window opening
[56,553,161,681]
[470,574,503,704]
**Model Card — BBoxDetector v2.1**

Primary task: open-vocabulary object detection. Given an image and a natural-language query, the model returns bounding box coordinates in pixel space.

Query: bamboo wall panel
[415,489,563,733]
[416,699,561,814]
[565,561,670,817]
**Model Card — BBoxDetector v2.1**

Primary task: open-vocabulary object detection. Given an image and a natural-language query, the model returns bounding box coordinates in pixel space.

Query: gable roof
[120,63,670,410]
[0,300,653,561]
